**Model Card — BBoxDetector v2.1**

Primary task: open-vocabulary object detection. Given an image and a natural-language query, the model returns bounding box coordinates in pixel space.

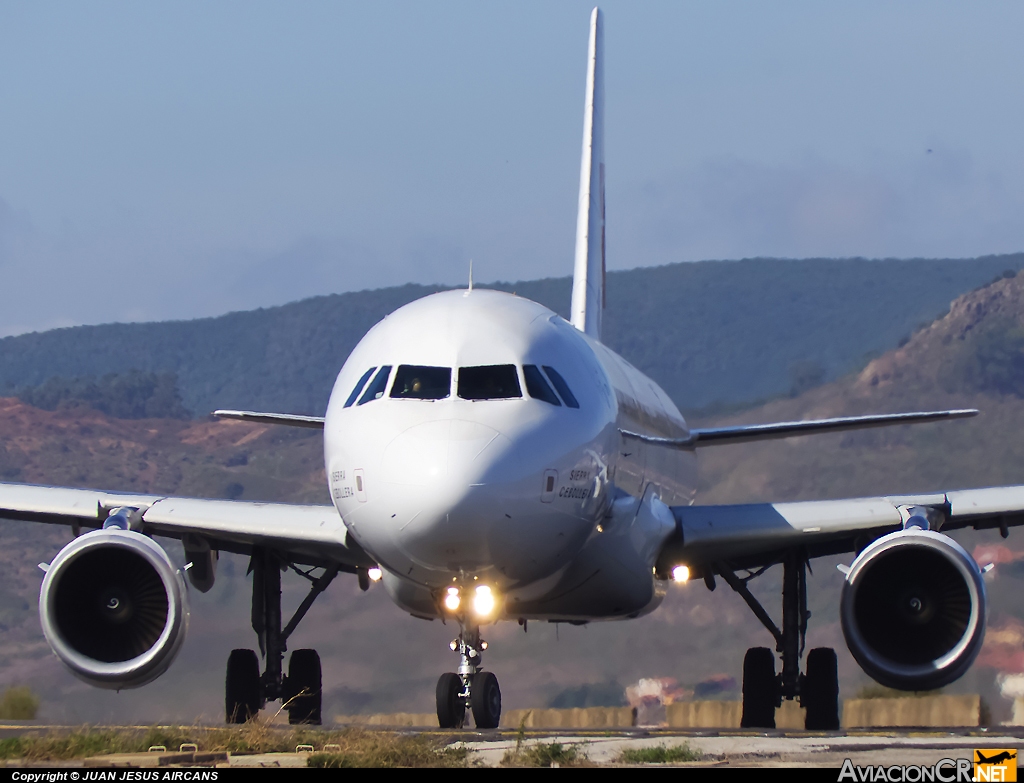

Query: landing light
[472,585,496,617]
[444,586,461,612]
[367,567,383,582]
[672,565,690,583]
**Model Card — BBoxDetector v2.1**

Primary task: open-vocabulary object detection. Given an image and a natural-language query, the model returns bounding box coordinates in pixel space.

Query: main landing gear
[225,547,340,725]
[716,549,840,731]
[436,624,502,729]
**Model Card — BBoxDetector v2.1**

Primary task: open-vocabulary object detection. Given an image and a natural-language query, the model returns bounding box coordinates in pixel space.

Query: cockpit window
[458,365,522,400]
[390,365,451,400]
[357,365,392,405]
[542,366,579,408]
[523,365,561,406]
[344,367,376,408]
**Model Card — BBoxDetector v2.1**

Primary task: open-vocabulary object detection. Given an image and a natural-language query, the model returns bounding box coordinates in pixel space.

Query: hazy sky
[2,1,1024,336]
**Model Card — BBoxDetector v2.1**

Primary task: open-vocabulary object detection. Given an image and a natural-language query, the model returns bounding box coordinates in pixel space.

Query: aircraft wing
[213,410,326,429]
[623,409,978,448]
[0,481,373,570]
[661,484,1024,571]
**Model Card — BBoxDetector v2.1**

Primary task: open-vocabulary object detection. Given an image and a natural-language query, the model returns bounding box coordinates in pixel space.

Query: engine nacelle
[39,529,189,689]
[840,528,985,691]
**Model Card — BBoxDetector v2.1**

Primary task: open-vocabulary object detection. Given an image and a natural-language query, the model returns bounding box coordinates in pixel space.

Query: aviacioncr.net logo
[839,758,973,782]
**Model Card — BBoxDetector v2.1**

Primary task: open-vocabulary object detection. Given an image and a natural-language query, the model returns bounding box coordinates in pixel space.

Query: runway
[0,725,1021,767]
[457,727,1024,767]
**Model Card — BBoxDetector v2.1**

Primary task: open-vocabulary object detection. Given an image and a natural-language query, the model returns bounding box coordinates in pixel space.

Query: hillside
[6,272,1024,723]
[2,255,1023,418]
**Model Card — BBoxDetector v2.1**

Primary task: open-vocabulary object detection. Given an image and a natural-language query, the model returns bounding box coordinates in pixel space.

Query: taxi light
[444,586,461,611]
[472,585,496,617]
[672,565,690,583]
[367,566,383,582]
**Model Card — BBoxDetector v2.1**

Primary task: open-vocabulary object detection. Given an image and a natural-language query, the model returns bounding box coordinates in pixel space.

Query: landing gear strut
[717,549,840,730]
[225,547,339,725]
[436,624,501,729]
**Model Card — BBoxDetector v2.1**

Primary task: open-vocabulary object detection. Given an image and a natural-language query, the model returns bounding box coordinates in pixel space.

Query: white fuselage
[323,288,696,622]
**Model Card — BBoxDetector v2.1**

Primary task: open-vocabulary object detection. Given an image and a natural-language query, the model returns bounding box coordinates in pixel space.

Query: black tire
[226,648,261,724]
[287,649,322,725]
[470,671,502,729]
[803,647,840,731]
[436,672,465,729]
[741,647,778,728]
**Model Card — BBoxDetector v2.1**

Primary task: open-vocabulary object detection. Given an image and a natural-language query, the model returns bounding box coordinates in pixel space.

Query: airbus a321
[0,9,1014,730]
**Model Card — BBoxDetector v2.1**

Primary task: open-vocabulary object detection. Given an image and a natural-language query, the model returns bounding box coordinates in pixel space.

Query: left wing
[0,482,373,570]
[659,484,1024,572]
[213,410,325,429]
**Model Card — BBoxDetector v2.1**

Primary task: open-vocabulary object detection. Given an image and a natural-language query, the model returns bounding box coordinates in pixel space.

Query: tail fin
[570,7,605,341]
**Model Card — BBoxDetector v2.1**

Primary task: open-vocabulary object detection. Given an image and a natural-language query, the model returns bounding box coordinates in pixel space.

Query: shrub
[0,687,39,720]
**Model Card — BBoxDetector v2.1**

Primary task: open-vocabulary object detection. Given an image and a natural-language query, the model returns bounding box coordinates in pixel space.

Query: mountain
[6,268,1024,724]
[2,255,1023,418]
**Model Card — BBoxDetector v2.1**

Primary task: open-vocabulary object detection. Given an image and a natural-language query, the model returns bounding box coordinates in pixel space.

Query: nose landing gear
[436,626,501,729]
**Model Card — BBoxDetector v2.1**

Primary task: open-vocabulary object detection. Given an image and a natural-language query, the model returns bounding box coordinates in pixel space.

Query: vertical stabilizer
[570,7,605,340]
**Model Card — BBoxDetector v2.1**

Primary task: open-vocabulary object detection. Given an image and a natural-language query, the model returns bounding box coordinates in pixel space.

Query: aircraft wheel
[470,671,502,729]
[287,649,323,725]
[802,647,840,730]
[225,648,261,724]
[740,647,778,728]
[436,672,465,728]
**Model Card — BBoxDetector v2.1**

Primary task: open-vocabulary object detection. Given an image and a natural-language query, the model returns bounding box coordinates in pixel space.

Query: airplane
[976,751,1017,765]
[0,7,1017,731]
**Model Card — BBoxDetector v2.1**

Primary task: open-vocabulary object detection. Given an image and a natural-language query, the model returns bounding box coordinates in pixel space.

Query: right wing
[0,481,373,570]
[660,484,1024,572]
[621,409,978,448]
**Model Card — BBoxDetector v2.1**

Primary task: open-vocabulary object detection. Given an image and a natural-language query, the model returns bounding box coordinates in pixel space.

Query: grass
[502,741,589,767]
[618,743,702,764]
[0,723,467,767]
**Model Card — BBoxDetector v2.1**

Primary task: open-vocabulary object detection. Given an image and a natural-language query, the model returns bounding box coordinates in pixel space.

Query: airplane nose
[369,416,590,585]
[380,419,514,488]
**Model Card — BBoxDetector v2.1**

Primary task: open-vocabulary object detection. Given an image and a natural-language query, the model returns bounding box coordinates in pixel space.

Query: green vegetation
[0,686,39,719]
[618,743,702,764]
[502,741,589,767]
[548,680,625,708]
[16,370,190,419]
[307,733,466,768]
[2,256,1022,417]
[956,321,1024,397]
[0,724,465,765]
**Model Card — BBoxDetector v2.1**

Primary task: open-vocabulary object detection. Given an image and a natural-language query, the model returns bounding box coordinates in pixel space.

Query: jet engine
[39,529,189,689]
[840,528,985,691]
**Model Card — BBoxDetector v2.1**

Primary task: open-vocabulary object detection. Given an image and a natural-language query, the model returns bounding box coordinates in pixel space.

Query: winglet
[570,7,605,340]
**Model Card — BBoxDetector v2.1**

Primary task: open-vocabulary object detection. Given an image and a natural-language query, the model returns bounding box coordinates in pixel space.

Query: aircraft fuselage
[324,288,696,622]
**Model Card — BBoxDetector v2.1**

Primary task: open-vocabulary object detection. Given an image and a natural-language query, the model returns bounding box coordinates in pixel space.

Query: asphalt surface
[0,724,1021,767]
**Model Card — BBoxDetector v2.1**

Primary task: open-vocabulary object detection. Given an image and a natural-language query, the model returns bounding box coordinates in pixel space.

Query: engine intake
[40,529,189,689]
[840,529,985,691]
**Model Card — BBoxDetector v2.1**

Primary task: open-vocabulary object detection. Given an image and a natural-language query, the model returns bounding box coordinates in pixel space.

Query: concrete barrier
[335,712,438,727]
[500,706,636,728]
[665,700,740,728]
[335,694,980,730]
[842,695,980,728]
[664,700,805,729]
